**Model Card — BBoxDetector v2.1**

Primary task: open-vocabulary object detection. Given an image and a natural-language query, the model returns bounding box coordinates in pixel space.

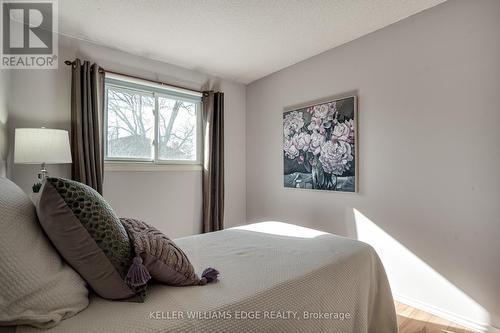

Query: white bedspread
[16,222,397,333]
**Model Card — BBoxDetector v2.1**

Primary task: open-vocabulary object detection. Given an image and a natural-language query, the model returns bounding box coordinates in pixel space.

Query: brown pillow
[37,178,138,301]
[120,217,219,286]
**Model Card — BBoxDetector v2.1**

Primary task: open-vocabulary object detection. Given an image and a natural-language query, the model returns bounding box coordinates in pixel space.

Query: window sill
[104,162,203,172]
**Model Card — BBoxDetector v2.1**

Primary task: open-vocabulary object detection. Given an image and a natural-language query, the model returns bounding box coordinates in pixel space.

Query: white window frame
[103,74,203,170]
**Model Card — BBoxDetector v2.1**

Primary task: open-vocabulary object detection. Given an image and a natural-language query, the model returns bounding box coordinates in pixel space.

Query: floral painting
[283,96,357,192]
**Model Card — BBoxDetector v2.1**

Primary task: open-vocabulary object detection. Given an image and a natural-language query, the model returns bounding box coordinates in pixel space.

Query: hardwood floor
[396,301,479,333]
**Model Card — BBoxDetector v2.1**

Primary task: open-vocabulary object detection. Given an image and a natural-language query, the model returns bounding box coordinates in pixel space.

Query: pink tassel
[125,256,151,287]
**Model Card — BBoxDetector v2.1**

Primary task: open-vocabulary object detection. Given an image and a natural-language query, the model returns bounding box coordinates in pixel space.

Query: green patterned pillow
[37,177,138,301]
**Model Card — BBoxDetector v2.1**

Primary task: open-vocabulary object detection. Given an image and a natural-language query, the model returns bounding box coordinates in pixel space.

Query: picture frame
[283,93,358,193]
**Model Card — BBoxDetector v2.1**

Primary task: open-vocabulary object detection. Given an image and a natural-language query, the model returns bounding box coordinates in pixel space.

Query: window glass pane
[158,96,197,161]
[106,87,154,159]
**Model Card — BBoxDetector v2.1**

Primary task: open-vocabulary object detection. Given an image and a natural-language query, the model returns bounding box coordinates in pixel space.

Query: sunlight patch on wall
[352,208,490,331]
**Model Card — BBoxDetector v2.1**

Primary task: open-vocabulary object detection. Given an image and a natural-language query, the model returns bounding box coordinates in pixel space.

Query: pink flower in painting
[283,111,304,138]
[295,132,311,151]
[307,116,324,132]
[283,136,300,159]
[312,102,337,119]
[331,120,354,143]
[319,140,353,175]
[308,102,338,133]
[313,104,330,118]
[308,131,325,155]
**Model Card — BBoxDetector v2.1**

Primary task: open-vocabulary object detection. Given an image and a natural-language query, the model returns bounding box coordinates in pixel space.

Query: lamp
[14,128,72,181]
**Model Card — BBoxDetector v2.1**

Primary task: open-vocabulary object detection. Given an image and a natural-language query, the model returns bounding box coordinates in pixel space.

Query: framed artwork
[283,94,357,192]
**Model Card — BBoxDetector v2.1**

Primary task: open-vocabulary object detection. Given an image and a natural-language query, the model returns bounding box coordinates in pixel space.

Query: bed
[12,222,397,333]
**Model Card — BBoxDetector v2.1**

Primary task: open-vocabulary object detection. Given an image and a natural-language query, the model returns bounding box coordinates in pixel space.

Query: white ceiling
[59,0,446,84]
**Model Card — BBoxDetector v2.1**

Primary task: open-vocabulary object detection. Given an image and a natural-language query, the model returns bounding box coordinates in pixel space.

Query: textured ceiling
[58,0,446,83]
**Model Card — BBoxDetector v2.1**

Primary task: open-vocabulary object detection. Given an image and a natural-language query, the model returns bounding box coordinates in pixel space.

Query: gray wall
[7,35,246,238]
[246,0,500,330]
[0,69,9,176]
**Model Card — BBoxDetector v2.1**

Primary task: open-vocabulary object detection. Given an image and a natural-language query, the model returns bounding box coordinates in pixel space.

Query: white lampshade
[14,128,72,164]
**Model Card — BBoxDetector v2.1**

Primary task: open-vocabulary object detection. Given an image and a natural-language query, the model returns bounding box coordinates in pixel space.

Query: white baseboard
[394,293,499,333]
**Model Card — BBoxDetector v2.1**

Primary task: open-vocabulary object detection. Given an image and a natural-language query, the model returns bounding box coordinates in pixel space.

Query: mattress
[15,222,397,333]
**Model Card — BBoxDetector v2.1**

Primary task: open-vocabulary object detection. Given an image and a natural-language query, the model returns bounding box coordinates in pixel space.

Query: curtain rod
[64,60,204,94]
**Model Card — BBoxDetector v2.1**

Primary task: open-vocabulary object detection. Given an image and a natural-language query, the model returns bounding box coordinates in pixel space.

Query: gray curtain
[202,91,225,233]
[69,59,104,194]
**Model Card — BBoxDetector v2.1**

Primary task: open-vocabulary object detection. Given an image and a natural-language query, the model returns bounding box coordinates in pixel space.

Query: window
[104,74,202,165]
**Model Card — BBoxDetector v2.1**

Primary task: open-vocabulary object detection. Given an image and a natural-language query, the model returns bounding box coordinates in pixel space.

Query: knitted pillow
[37,178,138,301]
[120,217,219,287]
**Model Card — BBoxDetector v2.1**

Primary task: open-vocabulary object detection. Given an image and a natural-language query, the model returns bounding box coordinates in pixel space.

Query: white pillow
[0,177,89,328]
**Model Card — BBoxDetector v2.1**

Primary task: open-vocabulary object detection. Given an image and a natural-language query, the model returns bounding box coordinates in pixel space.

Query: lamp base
[37,163,49,181]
